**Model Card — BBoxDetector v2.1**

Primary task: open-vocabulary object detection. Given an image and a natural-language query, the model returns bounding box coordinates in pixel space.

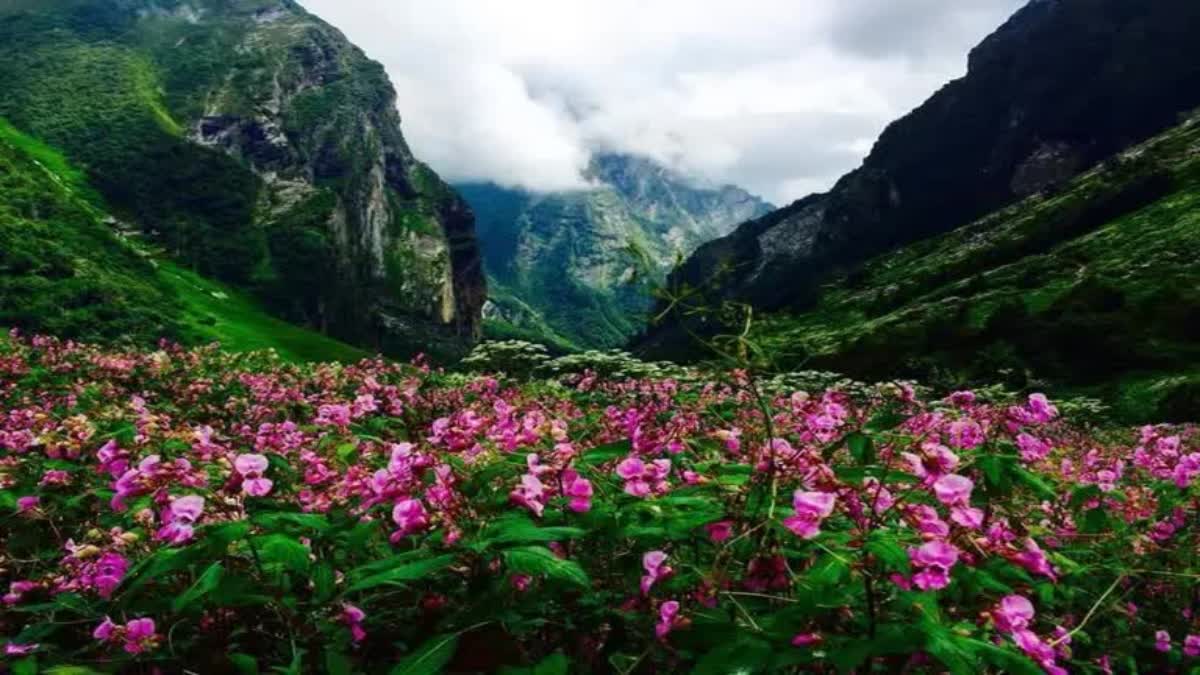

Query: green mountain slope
[641,0,1200,356]
[460,154,772,349]
[747,114,1200,422]
[0,0,485,358]
[0,117,365,362]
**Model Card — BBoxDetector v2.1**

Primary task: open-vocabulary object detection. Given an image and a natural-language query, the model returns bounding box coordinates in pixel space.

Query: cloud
[298,0,1026,204]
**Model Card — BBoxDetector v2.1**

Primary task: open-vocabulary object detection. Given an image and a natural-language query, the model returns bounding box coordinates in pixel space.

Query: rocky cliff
[459,154,772,349]
[0,0,485,358]
[639,0,1200,357]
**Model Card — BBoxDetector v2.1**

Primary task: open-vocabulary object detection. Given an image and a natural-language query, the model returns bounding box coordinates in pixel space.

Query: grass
[160,262,370,363]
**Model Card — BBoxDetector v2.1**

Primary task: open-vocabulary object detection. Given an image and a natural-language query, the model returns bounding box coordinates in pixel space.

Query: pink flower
[123,618,157,654]
[705,520,734,543]
[1012,538,1057,581]
[615,456,671,497]
[234,453,273,497]
[156,495,205,545]
[15,495,39,512]
[1012,629,1058,669]
[1016,433,1051,463]
[390,498,430,541]
[783,490,837,539]
[510,474,546,517]
[948,390,976,407]
[993,595,1035,633]
[791,632,822,647]
[5,642,38,656]
[94,616,159,654]
[1027,394,1058,423]
[93,617,117,641]
[641,550,672,595]
[511,574,532,592]
[4,580,37,605]
[563,470,593,513]
[947,419,985,450]
[1184,634,1200,658]
[169,495,205,522]
[908,540,959,591]
[1156,630,1172,653]
[342,604,367,642]
[950,506,984,529]
[616,457,644,479]
[933,474,973,506]
[655,600,681,640]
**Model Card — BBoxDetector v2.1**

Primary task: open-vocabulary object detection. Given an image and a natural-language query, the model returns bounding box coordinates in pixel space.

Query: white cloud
[298,0,1026,204]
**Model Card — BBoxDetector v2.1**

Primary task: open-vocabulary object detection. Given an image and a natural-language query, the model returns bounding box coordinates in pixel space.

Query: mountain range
[458,154,772,349]
[2,0,1199,422]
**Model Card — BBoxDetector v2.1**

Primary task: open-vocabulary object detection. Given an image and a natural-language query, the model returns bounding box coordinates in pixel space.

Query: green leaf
[119,545,207,597]
[500,652,570,675]
[967,639,1045,675]
[581,439,631,465]
[532,652,569,675]
[256,534,311,573]
[313,563,336,602]
[692,637,772,675]
[865,409,907,433]
[43,668,104,675]
[806,554,850,587]
[477,514,586,548]
[254,512,332,533]
[228,654,260,675]
[12,657,37,675]
[922,625,976,675]
[325,649,353,675]
[503,546,590,588]
[866,534,910,573]
[846,432,875,465]
[1013,468,1055,500]
[173,562,224,612]
[390,634,459,675]
[344,554,456,593]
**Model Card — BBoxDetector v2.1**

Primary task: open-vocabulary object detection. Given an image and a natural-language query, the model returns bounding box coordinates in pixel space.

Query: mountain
[0,0,485,359]
[743,112,1200,423]
[640,0,1200,358]
[459,154,773,349]
[0,117,367,362]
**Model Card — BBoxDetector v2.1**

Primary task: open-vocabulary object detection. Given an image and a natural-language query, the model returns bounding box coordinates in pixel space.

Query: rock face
[459,154,772,348]
[639,0,1200,357]
[0,0,485,358]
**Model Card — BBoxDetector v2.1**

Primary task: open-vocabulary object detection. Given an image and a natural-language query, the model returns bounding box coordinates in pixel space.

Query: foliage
[2,334,1199,673]
[739,114,1200,423]
[0,118,186,344]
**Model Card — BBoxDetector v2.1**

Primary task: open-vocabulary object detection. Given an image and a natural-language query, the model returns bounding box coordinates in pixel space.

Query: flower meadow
[1,334,1199,674]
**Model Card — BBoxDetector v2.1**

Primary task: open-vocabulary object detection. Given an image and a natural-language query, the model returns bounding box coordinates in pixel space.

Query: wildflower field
[1,333,1198,674]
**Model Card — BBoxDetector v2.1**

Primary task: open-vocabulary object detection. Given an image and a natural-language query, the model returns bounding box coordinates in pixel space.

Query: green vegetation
[0,31,263,283]
[0,116,364,362]
[0,118,185,344]
[160,262,368,363]
[749,114,1200,422]
[0,0,485,360]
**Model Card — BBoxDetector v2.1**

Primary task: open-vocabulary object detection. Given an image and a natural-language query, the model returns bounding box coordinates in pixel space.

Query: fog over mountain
[298,0,1025,204]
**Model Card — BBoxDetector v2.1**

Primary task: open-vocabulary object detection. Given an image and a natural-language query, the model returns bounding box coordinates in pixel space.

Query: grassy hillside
[0,117,365,362]
[160,262,368,363]
[0,118,185,344]
[748,113,1200,422]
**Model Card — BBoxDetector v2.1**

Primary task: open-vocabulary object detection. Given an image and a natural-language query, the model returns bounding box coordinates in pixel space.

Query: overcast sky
[298,0,1026,205]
